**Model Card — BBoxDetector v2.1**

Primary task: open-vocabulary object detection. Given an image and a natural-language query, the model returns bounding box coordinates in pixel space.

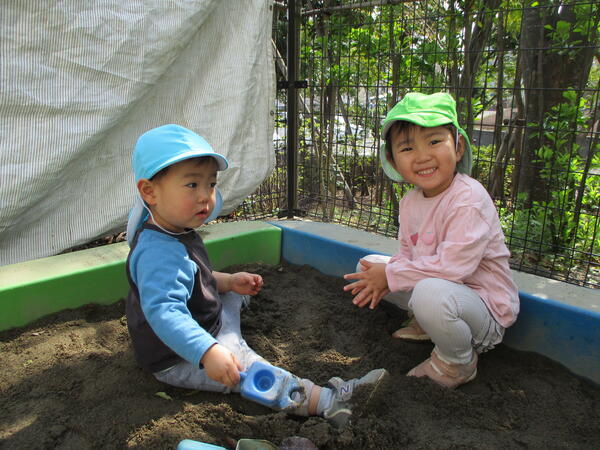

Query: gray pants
[153,291,265,393]
[360,255,505,365]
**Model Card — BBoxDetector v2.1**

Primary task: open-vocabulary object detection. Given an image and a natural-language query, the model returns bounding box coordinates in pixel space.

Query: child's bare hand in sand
[343,259,390,309]
[202,343,242,388]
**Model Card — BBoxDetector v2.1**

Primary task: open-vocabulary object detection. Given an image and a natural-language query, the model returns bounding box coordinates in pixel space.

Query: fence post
[286,0,300,218]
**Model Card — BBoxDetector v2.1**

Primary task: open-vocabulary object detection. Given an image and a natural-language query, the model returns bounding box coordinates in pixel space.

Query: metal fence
[234,0,600,289]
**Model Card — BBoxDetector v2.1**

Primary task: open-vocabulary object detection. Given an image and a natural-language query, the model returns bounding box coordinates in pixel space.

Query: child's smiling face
[388,124,464,197]
[141,157,219,232]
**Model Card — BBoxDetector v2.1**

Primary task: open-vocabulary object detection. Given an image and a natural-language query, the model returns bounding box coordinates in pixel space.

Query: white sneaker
[323,368,390,428]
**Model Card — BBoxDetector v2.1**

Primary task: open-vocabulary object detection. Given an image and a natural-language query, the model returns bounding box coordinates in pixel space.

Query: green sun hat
[379,92,472,182]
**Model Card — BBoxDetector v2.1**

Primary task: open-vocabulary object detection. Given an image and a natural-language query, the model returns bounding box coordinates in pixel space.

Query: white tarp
[0,0,275,265]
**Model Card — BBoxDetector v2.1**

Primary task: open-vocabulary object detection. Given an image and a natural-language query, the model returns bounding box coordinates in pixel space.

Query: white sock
[316,387,334,416]
[291,379,315,416]
[291,380,335,417]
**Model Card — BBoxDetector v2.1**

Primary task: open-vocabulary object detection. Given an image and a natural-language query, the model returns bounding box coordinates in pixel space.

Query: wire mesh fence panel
[232,4,289,221]
[234,0,600,289]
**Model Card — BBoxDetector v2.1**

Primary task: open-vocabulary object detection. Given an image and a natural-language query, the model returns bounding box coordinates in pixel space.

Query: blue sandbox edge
[271,222,600,385]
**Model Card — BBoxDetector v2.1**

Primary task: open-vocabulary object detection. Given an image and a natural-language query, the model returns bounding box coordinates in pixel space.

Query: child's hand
[343,259,390,309]
[201,343,242,388]
[230,272,263,295]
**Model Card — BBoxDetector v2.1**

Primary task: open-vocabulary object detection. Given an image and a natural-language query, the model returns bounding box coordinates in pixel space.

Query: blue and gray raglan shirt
[125,223,222,373]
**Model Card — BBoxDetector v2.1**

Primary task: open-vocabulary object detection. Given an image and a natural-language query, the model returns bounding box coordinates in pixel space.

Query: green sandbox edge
[0,222,281,331]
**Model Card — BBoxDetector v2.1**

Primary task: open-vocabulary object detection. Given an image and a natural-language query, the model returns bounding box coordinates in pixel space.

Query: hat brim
[381,113,454,139]
[204,188,223,224]
[126,194,149,246]
[379,143,404,182]
[145,151,228,180]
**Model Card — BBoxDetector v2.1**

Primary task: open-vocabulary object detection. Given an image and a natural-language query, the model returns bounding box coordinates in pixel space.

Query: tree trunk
[488,10,507,199]
[510,55,526,200]
[384,4,403,221]
[457,0,502,137]
[517,1,599,205]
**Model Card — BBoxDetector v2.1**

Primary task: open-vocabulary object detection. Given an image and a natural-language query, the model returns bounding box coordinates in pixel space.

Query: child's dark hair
[150,155,217,181]
[385,121,457,159]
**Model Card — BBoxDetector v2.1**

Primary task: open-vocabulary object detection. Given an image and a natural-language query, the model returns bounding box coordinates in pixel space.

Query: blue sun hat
[379,92,472,182]
[126,124,228,245]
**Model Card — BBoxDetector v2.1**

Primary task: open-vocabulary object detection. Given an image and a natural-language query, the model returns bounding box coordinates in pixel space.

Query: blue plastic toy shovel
[177,440,226,450]
[239,361,305,410]
[177,438,279,450]
[176,363,305,450]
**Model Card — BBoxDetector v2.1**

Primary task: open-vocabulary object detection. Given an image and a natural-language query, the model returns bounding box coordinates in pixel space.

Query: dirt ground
[1,262,599,449]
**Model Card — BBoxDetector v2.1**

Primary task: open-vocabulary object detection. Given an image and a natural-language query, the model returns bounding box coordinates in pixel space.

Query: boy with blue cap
[125,124,389,427]
[343,93,519,388]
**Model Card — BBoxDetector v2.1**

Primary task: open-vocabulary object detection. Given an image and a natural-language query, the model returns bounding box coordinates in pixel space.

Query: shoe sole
[465,368,478,384]
[324,407,351,429]
[350,369,391,420]
[391,333,431,341]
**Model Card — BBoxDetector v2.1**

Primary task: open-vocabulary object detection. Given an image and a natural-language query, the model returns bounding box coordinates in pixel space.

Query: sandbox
[1,221,598,449]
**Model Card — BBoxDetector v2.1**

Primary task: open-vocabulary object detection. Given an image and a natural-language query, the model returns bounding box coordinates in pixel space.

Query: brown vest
[125,224,222,372]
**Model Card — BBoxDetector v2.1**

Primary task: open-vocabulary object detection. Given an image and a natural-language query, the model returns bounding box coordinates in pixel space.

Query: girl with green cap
[343,93,519,388]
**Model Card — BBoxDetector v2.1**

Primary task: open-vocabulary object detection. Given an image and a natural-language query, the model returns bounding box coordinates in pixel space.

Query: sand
[1,262,599,449]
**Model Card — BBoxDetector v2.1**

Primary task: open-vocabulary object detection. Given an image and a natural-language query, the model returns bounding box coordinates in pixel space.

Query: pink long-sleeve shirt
[385,173,519,328]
